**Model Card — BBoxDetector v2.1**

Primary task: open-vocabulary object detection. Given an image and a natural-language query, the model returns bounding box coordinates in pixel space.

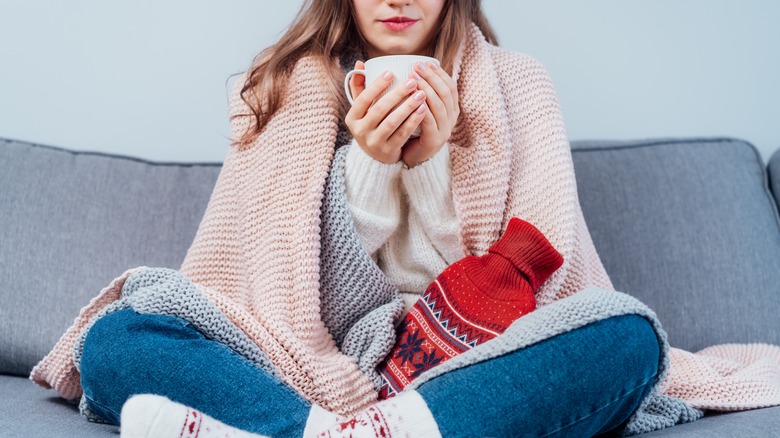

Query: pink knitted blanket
[30,25,780,418]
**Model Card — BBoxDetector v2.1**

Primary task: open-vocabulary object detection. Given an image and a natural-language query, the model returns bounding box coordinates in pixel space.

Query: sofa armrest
[769,147,780,210]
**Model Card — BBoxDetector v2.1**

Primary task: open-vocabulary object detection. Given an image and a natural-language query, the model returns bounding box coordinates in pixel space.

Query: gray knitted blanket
[73,144,702,435]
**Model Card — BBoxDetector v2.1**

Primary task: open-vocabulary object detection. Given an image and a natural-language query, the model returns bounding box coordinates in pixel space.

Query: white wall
[483,1,780,163]
[1,1,778,162]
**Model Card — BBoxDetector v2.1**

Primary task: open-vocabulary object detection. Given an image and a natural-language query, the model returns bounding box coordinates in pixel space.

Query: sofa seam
[571,136,742,153]
[765,151,780,229]
[0,137,223,168]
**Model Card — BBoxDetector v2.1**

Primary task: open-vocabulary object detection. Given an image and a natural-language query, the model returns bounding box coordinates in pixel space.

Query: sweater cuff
[401,143,452,217]
[345,139,403,216]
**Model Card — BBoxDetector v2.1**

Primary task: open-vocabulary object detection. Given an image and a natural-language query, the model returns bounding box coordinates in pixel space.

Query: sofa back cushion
[572,138,780,352]
[769,148,780,209]
[0,139,221,376]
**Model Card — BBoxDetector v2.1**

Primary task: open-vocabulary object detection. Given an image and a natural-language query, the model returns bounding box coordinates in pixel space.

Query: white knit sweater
[344,139,464,312]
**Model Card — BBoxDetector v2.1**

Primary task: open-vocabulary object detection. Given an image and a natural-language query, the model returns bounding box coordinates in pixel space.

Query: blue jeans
[81,309,659,438]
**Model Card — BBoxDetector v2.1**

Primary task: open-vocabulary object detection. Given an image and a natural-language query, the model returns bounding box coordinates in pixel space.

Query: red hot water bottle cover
[378,217,564,398]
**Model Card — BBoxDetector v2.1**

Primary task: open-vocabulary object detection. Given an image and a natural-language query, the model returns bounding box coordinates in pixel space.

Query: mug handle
[343,69,366,105]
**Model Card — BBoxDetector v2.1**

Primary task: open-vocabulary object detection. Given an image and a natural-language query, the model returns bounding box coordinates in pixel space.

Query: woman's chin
[367,39,429,58]
[371,47,428,58]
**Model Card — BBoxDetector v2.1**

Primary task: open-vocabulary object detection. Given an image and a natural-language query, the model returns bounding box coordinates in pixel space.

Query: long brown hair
[233,0,497,147]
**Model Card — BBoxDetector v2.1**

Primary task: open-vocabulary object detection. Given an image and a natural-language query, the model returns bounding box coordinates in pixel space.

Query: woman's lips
[380,17,419,31]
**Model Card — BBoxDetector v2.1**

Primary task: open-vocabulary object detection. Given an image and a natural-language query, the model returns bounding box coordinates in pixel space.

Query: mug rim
[364,54,439,65]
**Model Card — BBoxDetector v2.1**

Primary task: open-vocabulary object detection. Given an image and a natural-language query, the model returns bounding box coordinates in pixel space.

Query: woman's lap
[417,314,660,437]
[81,309,659,438]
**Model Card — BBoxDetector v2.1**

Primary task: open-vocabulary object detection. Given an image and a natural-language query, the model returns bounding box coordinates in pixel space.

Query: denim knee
[80,309,198,424]
[81,308,311,437]
[565,314,661,436]
[540,314,661,437]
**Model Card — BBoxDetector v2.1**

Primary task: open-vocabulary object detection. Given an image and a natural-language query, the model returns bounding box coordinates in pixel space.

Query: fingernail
[412,73,422,81]
[414,90,425,101]
[416,62,427,71]
[405,79,416,89]
[429,62,439,70]
[416,104,426,114]
[383,71,393,80]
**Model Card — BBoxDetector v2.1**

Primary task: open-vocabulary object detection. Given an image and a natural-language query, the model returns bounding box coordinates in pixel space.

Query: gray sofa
[2,136,779,437]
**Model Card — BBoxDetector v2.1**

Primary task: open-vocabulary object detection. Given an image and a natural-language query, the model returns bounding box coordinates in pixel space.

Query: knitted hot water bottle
[378,217,564,398]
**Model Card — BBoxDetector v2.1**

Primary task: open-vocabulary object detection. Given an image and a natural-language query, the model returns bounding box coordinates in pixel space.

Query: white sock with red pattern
[120,391,440,438]
[305,390,441,438]
[120,394,269,438]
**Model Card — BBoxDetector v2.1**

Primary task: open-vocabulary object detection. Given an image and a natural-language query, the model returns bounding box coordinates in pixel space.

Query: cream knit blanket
[31,24,780,430]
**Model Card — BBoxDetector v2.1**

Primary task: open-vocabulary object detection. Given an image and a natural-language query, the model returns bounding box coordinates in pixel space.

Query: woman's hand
[345,61,428,164]
[402,61,460,168]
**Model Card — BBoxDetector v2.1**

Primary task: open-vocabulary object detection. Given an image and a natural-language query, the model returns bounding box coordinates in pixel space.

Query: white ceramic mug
[344,55,439,104]
[344,55,439,137]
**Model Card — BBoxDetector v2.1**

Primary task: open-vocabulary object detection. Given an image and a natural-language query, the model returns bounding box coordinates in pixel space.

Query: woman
[31,1,663,437]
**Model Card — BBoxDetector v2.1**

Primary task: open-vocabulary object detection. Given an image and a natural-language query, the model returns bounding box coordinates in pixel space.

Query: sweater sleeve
[401,143,464,264]
[345,140,404,255]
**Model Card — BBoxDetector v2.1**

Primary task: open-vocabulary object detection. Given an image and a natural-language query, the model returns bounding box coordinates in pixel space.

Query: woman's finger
[414,62,455,116]
[349,70,396,119]
[418,105,437,139]
[411,73,444,132]
[428,62,459,110]
[364,78,419,129]
[376,88,426,142]
[388,103,427,147]
[402,106,439,168]
[348,60,366,102]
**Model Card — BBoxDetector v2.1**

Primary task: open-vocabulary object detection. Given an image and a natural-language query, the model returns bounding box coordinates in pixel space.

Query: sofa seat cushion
[640,406,780,437]
[571,138,780,352]
[0,138,222,376]
[0,375,118,437]
[4,374,779,438]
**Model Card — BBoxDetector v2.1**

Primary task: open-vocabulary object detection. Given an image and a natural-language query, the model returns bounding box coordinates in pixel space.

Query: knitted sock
[120,394,269,438]
[378,217,564,398]
[306,390,441,438]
